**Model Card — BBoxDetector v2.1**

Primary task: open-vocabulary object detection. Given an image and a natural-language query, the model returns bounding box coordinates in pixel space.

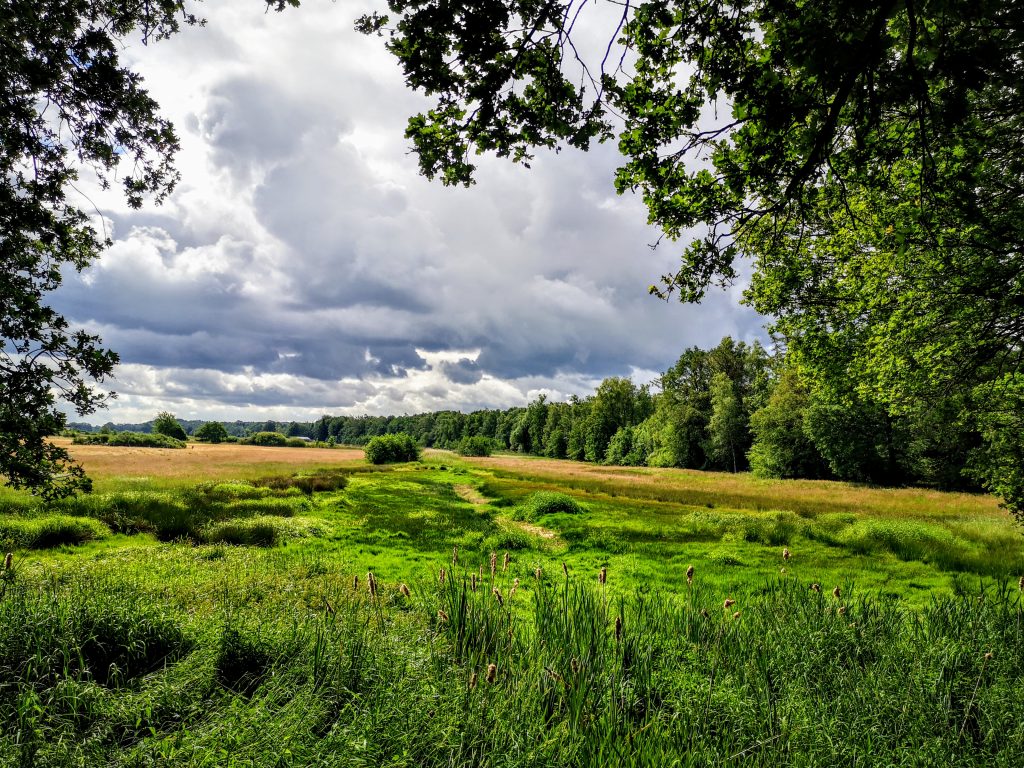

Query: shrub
[72,431,185,448]
[364,433,420,464]
[516,491,586,521]
[285,437,308,448]
[247,431,288,447]
[457,436,494,457]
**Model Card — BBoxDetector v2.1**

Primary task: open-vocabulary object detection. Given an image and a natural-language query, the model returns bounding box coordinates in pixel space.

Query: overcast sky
[56,0,766,424]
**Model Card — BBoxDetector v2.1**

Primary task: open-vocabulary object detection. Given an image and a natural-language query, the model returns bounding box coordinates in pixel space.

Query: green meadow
[1,445,1023,765]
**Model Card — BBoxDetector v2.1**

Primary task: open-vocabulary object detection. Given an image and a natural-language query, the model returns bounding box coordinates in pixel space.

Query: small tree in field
[153,412,188,442]
[364,433,420,464]
[194,422,229,444]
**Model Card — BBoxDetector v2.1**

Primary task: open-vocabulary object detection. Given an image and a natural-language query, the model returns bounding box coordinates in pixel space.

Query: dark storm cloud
[49,0,768,421]
[438,358,484,385]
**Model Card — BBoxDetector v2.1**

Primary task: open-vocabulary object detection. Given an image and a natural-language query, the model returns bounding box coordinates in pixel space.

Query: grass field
[1,443,1023,765]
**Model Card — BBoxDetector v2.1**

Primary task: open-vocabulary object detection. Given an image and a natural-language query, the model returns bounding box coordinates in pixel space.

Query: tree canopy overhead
[360,0,1024,514]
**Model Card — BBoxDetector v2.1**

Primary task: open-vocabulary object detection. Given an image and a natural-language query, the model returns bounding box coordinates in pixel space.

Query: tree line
[255,336,976,491]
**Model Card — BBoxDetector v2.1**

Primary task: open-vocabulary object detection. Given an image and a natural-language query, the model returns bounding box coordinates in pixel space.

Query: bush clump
[515,491,586,521]
[457,436,495,457]
[364,433,420,464]
[285,437,309,448]
[72,431,185,449]
[244,431,288,447]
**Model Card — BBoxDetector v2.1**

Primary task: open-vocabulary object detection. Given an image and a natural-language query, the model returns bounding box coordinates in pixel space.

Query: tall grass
[2,552,1022,766]
[0,472,345,546]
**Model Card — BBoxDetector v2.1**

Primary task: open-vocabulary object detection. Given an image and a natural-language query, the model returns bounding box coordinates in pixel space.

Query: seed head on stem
[399,583,411,598]
[486,663,497,684]
[3,553,12,571]
[614,615,622,643]
[782,548,791,561]
[367,571,377,598]
[452,546,458,566]
[502,552,510,572]
[686,565,694,585]
[832,586,841,599]
[439,568,446,585]
[598,567,607,585]
[724,598,736,609]
[811,583,821,593]
[489,552,497,580]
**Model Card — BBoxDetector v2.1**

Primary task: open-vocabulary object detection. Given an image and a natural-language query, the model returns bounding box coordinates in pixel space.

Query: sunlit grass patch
[0,514,109,549]
[513,491,586,521]
[201,516,325,547]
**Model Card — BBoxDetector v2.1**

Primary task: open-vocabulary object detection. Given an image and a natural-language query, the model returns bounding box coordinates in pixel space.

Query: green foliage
[515,491,586,521]
[456,435,494,457]
[803,392,906,485]
[0,515,109,550]
[194,421,229,443]
[364,433,420,464]
[72,431,185,449]
[749,369,827,479]
[247,431,289,447]
[707,372,746,472]
[153,412,188,442]
[285,437,308,448]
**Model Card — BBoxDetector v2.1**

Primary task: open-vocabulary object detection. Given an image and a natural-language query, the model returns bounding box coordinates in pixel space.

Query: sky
[55,0,766,425]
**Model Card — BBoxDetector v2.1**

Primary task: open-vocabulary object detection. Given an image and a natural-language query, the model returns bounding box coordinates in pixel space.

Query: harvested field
[51,438,365,491]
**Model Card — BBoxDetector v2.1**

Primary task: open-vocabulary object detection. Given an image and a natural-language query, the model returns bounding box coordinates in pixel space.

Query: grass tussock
[201,516,323,547]
[514,491,587,521]
[0,515,109,550]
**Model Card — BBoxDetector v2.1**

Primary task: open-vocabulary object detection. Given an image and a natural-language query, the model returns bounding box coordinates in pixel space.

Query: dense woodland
[76,337,982,492]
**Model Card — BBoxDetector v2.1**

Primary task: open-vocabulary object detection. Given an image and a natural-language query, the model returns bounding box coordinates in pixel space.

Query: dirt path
[453,484,562,545]
[453,484,488,505]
